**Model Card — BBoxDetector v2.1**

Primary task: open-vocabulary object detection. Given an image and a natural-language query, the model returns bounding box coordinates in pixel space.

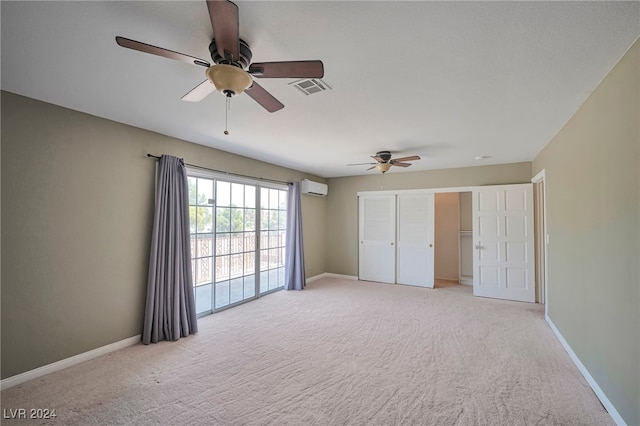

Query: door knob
[429,244,433,247]
[391,242,394,246]
[475,245,480,249]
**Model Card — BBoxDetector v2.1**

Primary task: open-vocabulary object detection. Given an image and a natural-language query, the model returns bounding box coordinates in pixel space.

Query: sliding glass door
[189,176,215,314]
[259,187,287,293]
[188,173,287,316]
[214,181,256,309]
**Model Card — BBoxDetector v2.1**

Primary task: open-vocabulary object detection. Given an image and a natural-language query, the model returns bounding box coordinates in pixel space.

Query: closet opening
[434,192,472,290]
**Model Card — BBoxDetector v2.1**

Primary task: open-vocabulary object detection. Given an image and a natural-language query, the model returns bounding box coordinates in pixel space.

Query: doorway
[434,192,472,289]
[532,170,547,307]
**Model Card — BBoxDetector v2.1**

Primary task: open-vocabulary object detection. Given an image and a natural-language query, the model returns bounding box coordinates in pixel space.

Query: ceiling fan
[115,0,324,114]
[348,151,421,173]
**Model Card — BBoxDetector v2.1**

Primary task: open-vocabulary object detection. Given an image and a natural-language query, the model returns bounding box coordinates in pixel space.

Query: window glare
[197,178,213,205]
[245,186,256,208]
[231,183,244,207]
[217,181,231,207]
[269,189,279,209]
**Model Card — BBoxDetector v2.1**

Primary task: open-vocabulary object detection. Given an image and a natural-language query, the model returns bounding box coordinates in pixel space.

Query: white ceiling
[2,1,638,178]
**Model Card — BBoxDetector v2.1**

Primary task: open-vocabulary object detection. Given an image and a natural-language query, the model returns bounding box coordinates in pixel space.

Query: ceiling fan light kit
[376,163,392,173]
[206,64,252,97]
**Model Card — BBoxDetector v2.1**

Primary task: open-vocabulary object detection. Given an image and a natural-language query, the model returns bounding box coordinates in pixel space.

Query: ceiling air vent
[290,78,332,95]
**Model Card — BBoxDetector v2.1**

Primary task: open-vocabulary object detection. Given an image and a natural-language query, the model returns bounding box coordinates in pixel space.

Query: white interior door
[359,195,396,284]
[472,184,535,302]
[396,193,434,288]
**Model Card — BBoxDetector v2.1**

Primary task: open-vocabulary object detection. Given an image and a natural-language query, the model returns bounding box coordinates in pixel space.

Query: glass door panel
[258,187,287,295]
[189,177,215,315]
[213,180,258,310]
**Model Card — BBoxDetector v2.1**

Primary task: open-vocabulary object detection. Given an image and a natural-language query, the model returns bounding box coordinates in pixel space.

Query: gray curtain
[143,155,198,344]
[284,181,306,290]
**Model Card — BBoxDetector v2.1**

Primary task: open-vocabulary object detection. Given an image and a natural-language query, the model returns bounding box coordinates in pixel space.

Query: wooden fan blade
[245,81,284,112]
[249,61,324,78]
[181,80,216,102]
[391,155,421,163]
[366,165,377,171]
[391,162,412,168]
[207,0,239,62]
[371,156,385,162]
[115,36,210,67]
[347,162,377,166]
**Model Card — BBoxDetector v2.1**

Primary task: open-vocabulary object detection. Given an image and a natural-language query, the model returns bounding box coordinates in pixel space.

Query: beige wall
[459,192,472,231]
[1,91,326,379]
[325,162,532,276]
[533,39,639,425]
[434,193,460,281]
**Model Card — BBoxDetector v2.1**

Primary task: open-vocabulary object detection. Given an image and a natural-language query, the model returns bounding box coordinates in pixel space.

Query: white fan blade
[181,80,216,102]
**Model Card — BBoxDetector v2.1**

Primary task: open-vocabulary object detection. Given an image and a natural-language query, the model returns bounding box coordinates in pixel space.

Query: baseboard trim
[435,276,459,282]
[306,272,358,283]
[0,334,142,391]
[545,315,626,426]
[459,276,473,286]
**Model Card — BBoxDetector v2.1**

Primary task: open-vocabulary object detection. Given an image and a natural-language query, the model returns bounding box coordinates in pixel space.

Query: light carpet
[1,277,612,425]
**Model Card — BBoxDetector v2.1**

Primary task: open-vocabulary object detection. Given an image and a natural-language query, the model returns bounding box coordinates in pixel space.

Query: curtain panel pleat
[143,155,198,344]
[284,181,306,290]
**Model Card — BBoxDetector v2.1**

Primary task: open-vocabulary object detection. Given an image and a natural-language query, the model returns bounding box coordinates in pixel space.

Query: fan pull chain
[223,95,231,135]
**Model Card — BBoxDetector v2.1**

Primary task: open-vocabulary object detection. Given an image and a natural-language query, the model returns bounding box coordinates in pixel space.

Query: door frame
[358,187,473,197]
[532,169,548,314]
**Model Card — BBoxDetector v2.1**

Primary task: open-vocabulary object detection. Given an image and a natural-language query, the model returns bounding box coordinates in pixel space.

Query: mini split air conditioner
[300,179,328,197]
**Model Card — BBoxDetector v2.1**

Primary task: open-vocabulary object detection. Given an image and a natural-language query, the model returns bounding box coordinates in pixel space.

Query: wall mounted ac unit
[301,179,328,197]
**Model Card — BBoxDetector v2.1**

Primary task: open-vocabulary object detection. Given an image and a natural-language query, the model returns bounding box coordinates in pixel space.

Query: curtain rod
[147,153,290,185]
